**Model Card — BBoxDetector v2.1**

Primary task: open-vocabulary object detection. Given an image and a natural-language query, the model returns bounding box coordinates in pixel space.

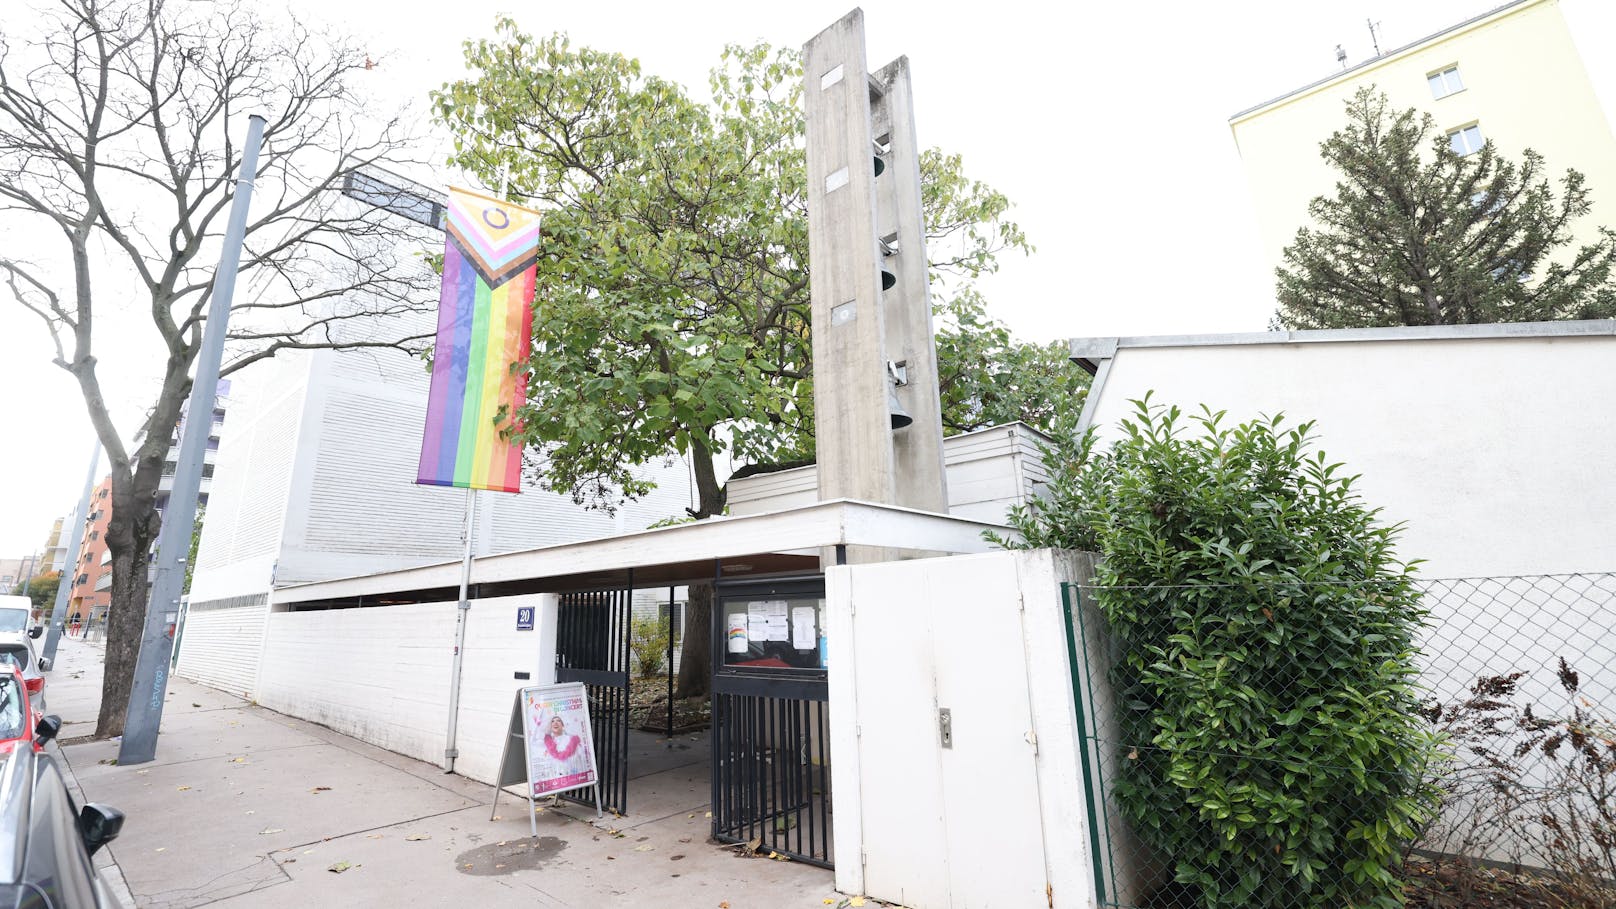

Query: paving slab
[43,636,841,908]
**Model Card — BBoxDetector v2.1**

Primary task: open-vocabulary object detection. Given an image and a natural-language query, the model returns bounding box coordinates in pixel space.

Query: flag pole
[444,485,477,772]
[443,169,513,774]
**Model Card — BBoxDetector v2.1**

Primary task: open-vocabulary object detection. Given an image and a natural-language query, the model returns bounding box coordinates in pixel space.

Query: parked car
[0,667,42,757]
[0,635,46,714]
[0,597,39,640]
[0,716,125,907]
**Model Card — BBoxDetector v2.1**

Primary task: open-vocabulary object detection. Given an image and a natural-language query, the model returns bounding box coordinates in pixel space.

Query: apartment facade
[1229,0,1616,278]
[68,477,112,620]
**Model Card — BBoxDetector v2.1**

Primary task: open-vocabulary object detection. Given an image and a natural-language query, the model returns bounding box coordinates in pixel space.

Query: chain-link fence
[1068,573,1616,909]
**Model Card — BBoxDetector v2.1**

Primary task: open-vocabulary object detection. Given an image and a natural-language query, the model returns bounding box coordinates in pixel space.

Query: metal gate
[555,585,631,815]
[710,578,833,867]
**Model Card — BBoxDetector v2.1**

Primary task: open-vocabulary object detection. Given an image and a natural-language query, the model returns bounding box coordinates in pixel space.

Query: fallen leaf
[633,844,654,852]
[704,811,713,818]
[405,834,430,842]
[311,786,331,793]
[824,900,836,906]
[192,702,201,707]
[259,828,284,835]
[495,864,506,870]
[851,900,867,908]
[283,858,297,864]
[365,834,383,840]
[328,862,351,874]
[229,757,247,763]
[719,903,729,908]
[491,816,501,821]
[245,810,255,815]
[136,770,149,775]
[155,847,166,853]
[176,786,190,791]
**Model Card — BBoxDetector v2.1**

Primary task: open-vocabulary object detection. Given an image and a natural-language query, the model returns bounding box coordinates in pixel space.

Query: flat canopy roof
[274,498,1015,608]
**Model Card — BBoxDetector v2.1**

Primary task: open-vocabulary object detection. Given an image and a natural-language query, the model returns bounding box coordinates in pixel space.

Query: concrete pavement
[48,635,844,908]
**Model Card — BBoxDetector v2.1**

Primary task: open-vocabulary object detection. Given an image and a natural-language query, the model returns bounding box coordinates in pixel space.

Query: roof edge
[1229,0,1540,123]
[1069,319,1616,358]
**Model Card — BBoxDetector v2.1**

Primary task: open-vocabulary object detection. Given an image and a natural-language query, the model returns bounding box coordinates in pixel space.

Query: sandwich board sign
[490,682,602,835]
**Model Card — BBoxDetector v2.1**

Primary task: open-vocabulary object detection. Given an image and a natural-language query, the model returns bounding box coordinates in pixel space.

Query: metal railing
[1067,573,1616,909]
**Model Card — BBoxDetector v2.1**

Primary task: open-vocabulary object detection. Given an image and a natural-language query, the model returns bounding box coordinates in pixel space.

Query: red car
[0,664,43,755]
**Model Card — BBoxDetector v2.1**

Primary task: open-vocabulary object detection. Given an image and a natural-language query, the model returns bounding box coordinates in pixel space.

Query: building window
[1427,65,1464,99]
[1448,124,1484,156]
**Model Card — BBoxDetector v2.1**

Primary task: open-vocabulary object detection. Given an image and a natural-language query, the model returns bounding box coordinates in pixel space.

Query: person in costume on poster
[525,690,597,796]
[541,713,591,777]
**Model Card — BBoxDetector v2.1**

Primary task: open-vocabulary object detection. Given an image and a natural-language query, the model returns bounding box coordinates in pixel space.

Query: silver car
[0,634,47,713]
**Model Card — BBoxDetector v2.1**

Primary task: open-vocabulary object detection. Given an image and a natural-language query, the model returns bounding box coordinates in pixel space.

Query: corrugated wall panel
[175,602,269,698]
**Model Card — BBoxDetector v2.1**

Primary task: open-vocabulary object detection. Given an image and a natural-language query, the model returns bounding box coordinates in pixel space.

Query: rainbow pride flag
[416,187,541,493]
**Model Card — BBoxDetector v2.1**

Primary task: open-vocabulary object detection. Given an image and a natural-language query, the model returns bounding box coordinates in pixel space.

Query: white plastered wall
[1085,334,1616,578]
[254,593,556,783]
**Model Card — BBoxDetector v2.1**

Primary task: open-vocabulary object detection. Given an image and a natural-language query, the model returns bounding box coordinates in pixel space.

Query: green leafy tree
[999,397,1435,909]
[436,25,1039,696]
[1275,88,1616,329]
[433,24,1034,520]
[936,289,1088,435]
[13,572,60,613]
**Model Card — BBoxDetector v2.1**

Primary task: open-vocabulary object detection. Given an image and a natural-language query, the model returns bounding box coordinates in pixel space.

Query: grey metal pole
[42,444,100,665]
[444,488,477,772]
[119,113,265,765]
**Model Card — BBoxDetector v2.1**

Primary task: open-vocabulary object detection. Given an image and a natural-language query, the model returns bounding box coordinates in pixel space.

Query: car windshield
[0,647,27,673]
[0,612,25,634]
[0,678,21,740]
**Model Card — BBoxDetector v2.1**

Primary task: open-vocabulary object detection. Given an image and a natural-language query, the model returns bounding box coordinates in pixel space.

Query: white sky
[3,0,1613,554]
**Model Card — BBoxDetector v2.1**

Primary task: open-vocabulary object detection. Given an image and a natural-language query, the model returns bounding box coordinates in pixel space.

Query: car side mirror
[78,804,124,856]
[33,715,61,747]
[27,627,41,639]
[37,657,50,672]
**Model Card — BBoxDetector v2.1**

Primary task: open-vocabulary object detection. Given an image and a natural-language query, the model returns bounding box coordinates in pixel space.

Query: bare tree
[0,0,436,737]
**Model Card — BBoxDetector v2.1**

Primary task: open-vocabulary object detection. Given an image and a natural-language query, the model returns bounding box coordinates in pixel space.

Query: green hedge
[1004,398,1435,908]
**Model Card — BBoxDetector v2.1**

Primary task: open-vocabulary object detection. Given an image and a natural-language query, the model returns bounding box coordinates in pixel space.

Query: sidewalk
[48,636,842,908]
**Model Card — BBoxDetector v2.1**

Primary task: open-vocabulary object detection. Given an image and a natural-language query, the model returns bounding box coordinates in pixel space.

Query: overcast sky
[3,0,1613,554]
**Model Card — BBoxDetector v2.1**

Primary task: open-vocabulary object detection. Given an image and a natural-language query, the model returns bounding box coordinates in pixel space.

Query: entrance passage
[711,578,833,867]
[555,586,631,815]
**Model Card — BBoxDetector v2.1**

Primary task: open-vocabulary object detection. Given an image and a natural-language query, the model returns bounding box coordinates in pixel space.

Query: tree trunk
[94,448,168,740]
[96,542,154,738]
[674,582,712,699]
[673,431,725,699]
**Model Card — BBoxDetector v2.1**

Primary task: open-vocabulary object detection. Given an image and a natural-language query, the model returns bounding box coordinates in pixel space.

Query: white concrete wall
[1084,333,1616,577]
[827,548,1094,908]
[255,594,554,785]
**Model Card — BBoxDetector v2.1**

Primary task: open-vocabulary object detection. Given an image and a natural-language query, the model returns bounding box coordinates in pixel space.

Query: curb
[52,736,138,909]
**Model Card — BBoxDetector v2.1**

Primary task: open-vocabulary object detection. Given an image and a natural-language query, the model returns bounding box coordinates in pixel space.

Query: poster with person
[522,683,599,797]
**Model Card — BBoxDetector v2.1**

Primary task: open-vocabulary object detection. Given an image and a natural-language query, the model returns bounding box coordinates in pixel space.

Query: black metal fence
[710,682,833,867]
[555,586,632,815]
[1066,573,1616,909]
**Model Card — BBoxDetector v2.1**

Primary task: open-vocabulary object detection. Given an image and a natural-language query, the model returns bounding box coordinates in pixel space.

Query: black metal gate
[710,578,833,867]
[555,585,631,815]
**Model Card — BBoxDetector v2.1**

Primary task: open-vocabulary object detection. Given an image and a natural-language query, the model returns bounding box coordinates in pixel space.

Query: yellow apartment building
[1230,0,1616,279]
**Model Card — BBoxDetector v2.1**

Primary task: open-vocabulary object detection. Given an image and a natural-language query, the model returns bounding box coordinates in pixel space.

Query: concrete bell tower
[803,9,948,522]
